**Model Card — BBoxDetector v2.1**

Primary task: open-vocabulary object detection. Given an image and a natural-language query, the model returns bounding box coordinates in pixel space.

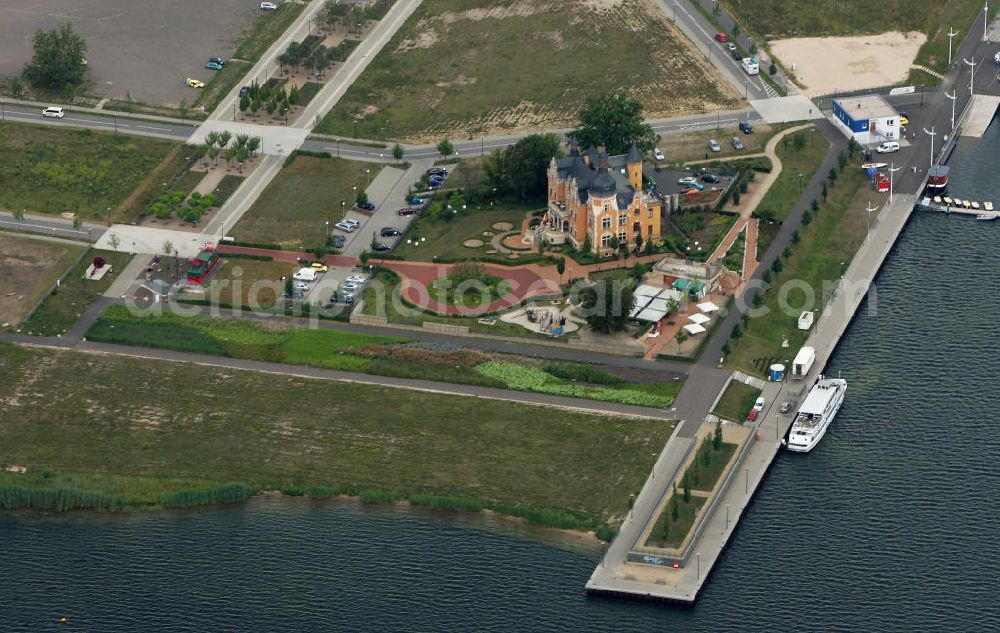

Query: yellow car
[184,77,205,89]
[899,115,909,126]
[310,262,329,273]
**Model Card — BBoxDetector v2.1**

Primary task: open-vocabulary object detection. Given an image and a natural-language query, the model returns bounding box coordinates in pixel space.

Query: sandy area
[770,31,926,95]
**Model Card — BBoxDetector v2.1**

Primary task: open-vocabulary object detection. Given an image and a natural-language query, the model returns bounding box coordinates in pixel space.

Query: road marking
[131,125,172,132]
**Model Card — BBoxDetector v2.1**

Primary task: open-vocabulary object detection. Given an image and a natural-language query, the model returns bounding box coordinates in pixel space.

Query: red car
[397,207,417,216]
[747,408,759,422]
[714,32,728,43]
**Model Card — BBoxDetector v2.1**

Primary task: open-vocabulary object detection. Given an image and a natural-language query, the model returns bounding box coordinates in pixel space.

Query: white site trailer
[791,346,816,379]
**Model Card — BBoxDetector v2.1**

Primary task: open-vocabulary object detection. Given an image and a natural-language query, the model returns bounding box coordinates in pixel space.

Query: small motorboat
[963,199,972,208]
[933,196,942,204]
[971,201,981,210]
[943,196,954,205]
[985,201,994,211]
[975,213,997,221]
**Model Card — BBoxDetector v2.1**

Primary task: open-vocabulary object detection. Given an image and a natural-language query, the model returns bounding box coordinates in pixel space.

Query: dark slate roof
[555,149,641,204]
[625,143,642,164]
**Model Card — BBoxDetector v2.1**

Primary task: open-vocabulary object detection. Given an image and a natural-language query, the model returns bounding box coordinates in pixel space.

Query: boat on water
[972,201,981,210]
[926,165,949,193]
[786,377,847,453]
[975,213,998,221]
[986,201,995,211]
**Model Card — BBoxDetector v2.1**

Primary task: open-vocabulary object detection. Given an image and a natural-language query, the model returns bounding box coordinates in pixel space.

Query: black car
[238,85,250,98]
[380,227,401,237]
[426,167,448,177]
[701,174,720,184]
[358,201,375,211]
[731,48,742,61]
[372,242,392,252]
[210,57,225,66]
[739,120,754,134]
[328,234,345,249]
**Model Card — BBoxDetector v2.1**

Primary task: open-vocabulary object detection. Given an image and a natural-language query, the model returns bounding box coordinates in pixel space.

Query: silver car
[708,139,721,152]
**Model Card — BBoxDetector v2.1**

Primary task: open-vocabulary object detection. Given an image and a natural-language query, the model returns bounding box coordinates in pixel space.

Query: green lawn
[645,495,707,549]
[754,127,830,223]
[202,258,295,309]
[724,167,869,376]
[0,123,179,221]
[722,0,997,74]
[87,305,678,407]
[19,249,133,337]
[0,342,673,530]
[0,234,86,328]
[390,207,533,261]
[316,0,738,141]
[712,381,761,423]
[233,155,378,249]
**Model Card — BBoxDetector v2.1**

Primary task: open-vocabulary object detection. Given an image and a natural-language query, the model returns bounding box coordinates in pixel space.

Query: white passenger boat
[786,377,847,453]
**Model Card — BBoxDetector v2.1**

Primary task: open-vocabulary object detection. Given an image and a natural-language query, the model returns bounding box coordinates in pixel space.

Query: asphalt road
[0,102,196,140]
[0,210,106,243]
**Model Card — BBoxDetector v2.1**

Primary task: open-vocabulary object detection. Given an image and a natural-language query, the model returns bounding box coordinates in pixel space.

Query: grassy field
[712,380,761,423]
[753,127,829,223]
[666,124,777,164]
[114,146,194,223]
[0,123,179,221]
[233,155,378,249]
[317,0,738,142]
[19,249,133,336]
[87,305,679,407]
[722,0,996,74]
[645,495,707,549]
[724,165,869,376]
[202,258,295,309]
[0,234,85,328]
[0,342,672,530]
[193,60,253,116]
[390,206,533,261]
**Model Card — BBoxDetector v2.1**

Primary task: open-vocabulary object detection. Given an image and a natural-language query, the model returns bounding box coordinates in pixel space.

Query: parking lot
[1,0,258,105]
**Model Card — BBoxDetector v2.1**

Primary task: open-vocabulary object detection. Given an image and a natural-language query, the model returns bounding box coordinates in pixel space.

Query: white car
[42,106,65,118]
[752,397,766,412]
[677,176,698,185]
[344,218,361,228]
[653,147,665,161]
[876,141,900,154]
[346,273,368,283]
[293,281,310,291]
[334,221,356,232]
[260,2,278,10]
[708,139,722,152]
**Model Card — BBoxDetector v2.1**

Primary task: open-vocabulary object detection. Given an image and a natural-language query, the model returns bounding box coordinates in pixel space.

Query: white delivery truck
[791,346,815,379]
[741,57,759,75]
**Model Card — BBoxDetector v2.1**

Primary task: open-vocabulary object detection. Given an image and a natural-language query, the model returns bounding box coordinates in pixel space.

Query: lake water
[2,127,999,632]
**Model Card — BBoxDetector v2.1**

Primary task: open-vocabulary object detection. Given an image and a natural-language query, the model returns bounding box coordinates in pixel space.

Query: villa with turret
[545,143,662,256]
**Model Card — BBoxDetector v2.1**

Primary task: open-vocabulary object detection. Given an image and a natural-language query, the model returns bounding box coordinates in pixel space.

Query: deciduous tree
[484,133,561,202]
[571,93,659,154]
[22,24,88,89]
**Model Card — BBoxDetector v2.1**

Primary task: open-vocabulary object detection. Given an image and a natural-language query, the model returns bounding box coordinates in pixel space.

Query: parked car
[310,262,328,273]
[372,242,392,252]
[747,408,759,422]
[726,42,737,53]
[357,201,375,211]
[677,176,698,185]
[739,120,754,134]
[238,85,251,98]
[714,32,728,43]
[708,139,721,152]
[209,57,225,66]
[427,179,443,189]
[731,47,742,61]
[426,167,448,177]
[731,136,744,151]
[780,402,792,414]
[409,197,425,206]
[341,281,360,292]
[260,2,278,10]
[380,227,401,237]
[344,218,361,228]
[701,173,720,184]
[899,115,909,126]
[338,292,355,304]
[41,106,65,118]
[346,273,368,284]
[398,207,417,216]
[205,61,223,71]
[293,281,310,291]
[328,235,345,249]
[753,397,766,412]
[184,78,205,89]
[653,147,665,161]
[876,141,900,154]
[334,221,356,232]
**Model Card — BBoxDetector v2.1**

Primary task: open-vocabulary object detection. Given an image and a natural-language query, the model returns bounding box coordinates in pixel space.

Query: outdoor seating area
[499,303,581,336]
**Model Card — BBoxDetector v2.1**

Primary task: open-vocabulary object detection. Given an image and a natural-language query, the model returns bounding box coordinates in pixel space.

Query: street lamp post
[964,56,977,94]
[985,2,990,42]
[353,119,358,138]
[888,162,901,204]
[948,28,959,65]
[945,90,957,130]
[923,126,937,168]
[865,200,878,244]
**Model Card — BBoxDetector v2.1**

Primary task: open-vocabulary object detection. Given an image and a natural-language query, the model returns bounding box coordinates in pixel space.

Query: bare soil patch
[0,234,85,328]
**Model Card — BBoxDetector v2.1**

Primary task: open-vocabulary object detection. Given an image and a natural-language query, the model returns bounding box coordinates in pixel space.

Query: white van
[740,57,759,75]
[292,267,317,282]
[876,141,900,154]
[41,106,65,118]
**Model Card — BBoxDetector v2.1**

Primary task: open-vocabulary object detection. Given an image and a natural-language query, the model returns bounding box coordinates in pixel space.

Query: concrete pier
[959,94,1000,137]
